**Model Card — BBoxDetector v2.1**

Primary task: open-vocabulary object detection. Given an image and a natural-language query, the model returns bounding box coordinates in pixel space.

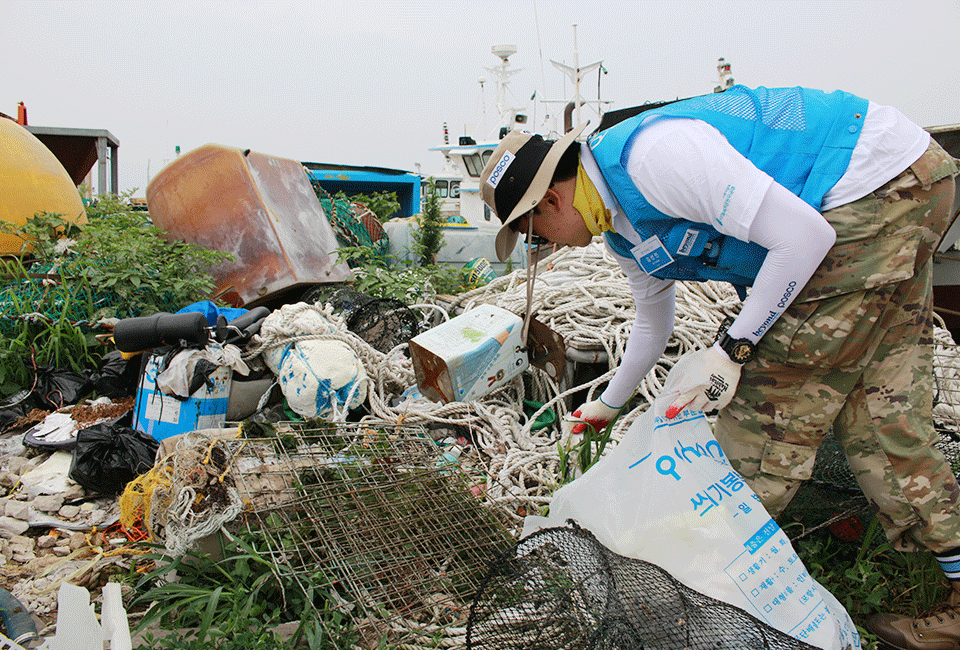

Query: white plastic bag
[524,405,859,650]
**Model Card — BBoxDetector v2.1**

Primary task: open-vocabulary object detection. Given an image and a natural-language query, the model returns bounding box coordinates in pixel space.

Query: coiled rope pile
[241,240,741,525]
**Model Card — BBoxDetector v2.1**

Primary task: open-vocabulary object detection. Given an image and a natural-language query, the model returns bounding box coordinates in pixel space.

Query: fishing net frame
[467,522,822,650]
[228,420,517,648]
[310,182,389,264]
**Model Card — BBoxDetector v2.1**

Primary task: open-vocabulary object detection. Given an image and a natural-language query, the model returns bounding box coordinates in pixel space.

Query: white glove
[659,345,741,419]
[562,398,622,436]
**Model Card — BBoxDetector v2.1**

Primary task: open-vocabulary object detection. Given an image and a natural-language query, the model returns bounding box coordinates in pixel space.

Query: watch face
[730,341,755,363]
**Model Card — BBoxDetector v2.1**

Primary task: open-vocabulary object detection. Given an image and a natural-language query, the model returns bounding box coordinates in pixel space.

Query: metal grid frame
[229,421,515,646]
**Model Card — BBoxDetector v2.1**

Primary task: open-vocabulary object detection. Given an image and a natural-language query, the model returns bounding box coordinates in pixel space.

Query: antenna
[482,45,524,140]
[491,44,517,62]
[542,25,609,134]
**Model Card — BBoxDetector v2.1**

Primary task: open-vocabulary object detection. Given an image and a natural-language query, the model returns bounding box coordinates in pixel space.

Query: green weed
[0,194,232,397]
[412,178,445,267]
[334,244,480,304]
[131,534,358,650]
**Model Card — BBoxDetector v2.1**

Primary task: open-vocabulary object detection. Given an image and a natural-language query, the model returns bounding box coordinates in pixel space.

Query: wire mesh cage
[229,421,516,646]
[467,523,820,650]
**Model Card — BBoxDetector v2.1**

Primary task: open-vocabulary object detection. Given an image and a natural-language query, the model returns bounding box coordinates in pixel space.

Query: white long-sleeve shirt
[588,103,930,408]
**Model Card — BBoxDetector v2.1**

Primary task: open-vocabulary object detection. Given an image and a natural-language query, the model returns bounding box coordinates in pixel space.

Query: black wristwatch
[717,332,756,364]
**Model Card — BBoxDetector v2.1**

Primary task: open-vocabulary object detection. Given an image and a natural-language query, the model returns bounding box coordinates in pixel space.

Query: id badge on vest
[631,235,674,275]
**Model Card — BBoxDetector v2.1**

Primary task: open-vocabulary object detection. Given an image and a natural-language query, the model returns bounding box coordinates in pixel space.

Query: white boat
[427,44,529,228]
[385,44,536,274]
[387,36,611,274]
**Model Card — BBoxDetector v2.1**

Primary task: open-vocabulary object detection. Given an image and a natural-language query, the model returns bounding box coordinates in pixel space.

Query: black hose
[113,312,210,353]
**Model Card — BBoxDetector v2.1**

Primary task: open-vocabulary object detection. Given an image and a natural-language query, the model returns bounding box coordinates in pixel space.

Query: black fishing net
[302,283,372,316]
[467,523,819,650]
[346,297,420,354]
[302,285,421,353]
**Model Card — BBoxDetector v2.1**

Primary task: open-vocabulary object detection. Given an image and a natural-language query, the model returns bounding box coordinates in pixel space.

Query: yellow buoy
[0,118,86,254]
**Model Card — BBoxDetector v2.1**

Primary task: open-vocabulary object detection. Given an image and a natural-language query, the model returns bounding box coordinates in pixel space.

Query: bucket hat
[480,123,587,261]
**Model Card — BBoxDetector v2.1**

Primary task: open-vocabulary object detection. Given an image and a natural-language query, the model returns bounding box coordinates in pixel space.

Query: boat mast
[483,44,524,141]
[544,25,609,134]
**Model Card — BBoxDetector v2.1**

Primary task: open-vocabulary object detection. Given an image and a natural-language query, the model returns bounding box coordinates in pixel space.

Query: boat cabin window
[450,181,460,198]
[463,151,494,177]
[436,180,449,198]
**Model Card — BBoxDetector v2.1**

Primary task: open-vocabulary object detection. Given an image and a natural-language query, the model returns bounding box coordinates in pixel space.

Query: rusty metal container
[146,144,352,306]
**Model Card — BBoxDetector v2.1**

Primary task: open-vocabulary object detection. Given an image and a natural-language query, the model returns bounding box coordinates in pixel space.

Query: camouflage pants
[715,139,960,553]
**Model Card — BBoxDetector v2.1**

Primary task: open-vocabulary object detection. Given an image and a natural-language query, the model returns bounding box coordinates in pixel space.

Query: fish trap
[230,421,516,647]
[467,523,819,650]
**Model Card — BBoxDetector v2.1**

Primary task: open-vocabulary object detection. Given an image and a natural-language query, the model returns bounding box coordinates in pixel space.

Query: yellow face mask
[572,161,614,235]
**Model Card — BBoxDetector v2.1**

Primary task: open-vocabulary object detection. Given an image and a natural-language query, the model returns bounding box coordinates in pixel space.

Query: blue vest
[590,86,869,297]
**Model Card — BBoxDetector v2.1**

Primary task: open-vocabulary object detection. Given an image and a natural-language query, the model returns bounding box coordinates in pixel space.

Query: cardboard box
[134,354,232,441]
[409,304,528,403]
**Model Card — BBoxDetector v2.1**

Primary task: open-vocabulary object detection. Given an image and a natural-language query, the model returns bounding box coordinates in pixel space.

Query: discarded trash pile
[118,429,245,558]
[5,237,960,646]
[322,242,747,523]
[467,524,821,650]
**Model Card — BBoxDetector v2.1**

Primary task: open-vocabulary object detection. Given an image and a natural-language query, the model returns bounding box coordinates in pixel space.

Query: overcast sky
[2,0,958,197]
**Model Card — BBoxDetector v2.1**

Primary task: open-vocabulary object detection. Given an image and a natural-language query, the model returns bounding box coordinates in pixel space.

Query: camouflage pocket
[759,439,818,481]
[762,289,867,368]
[792,227,922,304]
[908,140,959,189]
[763,278,916,369]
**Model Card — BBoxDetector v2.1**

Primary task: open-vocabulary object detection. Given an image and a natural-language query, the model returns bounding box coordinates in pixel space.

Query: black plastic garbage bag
[69,422,159,496]
[0,390,43,433]
[34,366,92,410]
[90,350,141,399]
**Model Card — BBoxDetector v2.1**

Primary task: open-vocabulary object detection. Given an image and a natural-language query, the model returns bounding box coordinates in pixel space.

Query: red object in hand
[665,404,682,419]
[570,408,611,435]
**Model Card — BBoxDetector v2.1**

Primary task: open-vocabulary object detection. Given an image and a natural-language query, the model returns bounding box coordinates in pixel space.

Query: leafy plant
[0,211,82,259]
[0,250,99,394]
[334,244,478,303]
[131,534,358,649]
[412,178,445,267]
[335,190,401,223]
[792,516,949,646]
[72,210,231,319]
[557,417,616,483]
[0,194,233,396]
[85,188,141,218]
